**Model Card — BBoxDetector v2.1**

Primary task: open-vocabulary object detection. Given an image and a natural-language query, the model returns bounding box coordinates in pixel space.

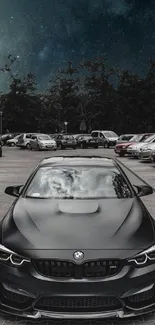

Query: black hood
[2,197,154,260]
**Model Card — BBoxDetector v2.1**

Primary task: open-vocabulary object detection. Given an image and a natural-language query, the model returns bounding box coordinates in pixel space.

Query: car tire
[1,141,4,146]
[26,143,30,150]
[0,150,2,157]
[95,146,98,149]
[81,143,85,149]
[104,142,109,148]
[119,152,125,157]
[29,144,32,150]
[73,146,76,149]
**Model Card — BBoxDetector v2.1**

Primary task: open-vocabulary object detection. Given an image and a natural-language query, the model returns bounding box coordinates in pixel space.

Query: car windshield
[129,134,143,142]
[143,134,155,143]
[25,166,132,199]
[104,132,117,137]
[38,135,51,140]
[63,136,74,140]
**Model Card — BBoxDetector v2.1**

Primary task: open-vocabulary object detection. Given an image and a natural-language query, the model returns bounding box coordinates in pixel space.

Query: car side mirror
[5,185,23,197]
[134,185,154,197]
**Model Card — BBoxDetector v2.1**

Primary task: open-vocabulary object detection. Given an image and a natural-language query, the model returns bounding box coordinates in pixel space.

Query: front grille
[35,296,121,312]
[125,288,155,309]
[33,259,122,279]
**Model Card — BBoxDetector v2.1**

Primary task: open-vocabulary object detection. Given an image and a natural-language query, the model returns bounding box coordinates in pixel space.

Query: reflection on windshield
[144,135,155,143]
[104,132,117,137]
[38,135,51,140]
[26,166,132,199]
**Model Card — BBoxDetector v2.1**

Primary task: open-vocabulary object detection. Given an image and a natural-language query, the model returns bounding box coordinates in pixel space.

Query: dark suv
[53,134,77,149]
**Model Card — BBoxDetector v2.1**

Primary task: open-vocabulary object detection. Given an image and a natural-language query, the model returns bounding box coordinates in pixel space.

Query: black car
[77,134,99,148]
[53,134,77,149]
[0,155,155,319]
[0,133,14,146]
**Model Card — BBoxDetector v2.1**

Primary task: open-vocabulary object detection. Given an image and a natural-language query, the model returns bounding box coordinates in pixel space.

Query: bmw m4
[0,155,155,320]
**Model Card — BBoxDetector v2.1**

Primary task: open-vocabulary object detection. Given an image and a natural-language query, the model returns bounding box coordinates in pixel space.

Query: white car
[29,134,57,150]
[6,134,20,147]
[127,134,155,157]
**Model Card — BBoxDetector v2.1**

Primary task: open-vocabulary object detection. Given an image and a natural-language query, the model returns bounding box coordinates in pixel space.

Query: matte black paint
[0,156,155,319]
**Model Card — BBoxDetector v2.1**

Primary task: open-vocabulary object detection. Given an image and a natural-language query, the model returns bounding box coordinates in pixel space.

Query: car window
[26,134,31,139]
[25,166,133,199]
[18,134,24,141]
[91,132,98,137]
[38,135,51,140]
[104,131,118,137]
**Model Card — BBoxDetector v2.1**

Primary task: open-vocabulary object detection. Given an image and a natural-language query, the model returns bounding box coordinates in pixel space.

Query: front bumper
[40,145,57,150]
[127,149,139,157]
[1,257,155,319]
[115,148,128,155]
[139,151,152,161]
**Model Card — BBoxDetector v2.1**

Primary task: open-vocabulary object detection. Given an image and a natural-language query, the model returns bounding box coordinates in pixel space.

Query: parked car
[0,139,2,157]
[29,134,57,151]
[0,133,15,146]
[6,134,21,147]
[76,134,98,148]
[138,142,155,161]
[16,133,39,149]
[54,134,77,149]
[91,130,118,148]
[1,155,155,319]
[114,134,144,157]
[116,134,135,144]
[127,133,155,158]
[150,149,155,163]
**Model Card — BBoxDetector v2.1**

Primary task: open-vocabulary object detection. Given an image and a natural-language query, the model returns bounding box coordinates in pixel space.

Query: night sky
[0,0,155,91]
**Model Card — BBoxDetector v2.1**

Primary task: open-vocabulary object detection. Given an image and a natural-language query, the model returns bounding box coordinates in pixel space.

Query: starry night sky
[0,0,155,91]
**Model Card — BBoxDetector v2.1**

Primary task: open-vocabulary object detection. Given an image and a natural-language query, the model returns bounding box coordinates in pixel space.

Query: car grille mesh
[33,259,122,278]
[35,296,121,312]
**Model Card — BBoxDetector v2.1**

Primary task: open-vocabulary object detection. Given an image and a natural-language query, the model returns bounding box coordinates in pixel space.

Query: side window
[26,134,31,139]
[100,132,105,138]
[18,134,23,141]
[32,136,37,140]
[92,132,98,137]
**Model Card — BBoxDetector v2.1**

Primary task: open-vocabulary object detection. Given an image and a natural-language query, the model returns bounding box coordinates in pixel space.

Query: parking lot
[0,146,155,325]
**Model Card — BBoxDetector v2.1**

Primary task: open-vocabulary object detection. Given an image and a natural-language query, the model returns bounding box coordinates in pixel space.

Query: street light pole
[64,121,68,134]
[0,110,3,136]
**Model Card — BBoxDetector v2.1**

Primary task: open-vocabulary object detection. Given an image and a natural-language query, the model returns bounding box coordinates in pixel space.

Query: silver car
[29,134,57,151]
[138,143,155,161]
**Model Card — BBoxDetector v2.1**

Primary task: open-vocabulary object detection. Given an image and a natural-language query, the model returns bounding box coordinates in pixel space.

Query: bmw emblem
[73,251,84,260]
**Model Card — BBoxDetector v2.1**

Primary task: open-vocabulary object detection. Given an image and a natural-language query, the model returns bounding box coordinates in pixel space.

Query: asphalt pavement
[0,146,155,325]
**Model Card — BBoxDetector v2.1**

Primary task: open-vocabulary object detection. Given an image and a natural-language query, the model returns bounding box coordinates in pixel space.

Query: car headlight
[142,147,151,151]
[128,245,155,267]
[0,244,30,266]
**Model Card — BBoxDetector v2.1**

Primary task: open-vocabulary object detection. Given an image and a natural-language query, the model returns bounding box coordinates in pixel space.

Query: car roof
[39,156,116,167]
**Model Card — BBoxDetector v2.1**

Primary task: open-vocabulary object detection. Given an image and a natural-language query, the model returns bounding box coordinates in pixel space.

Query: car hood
[2,197,154,259]
[107,137,118,141]
[116,141,135,148]
[141,143,155,150]
[129,142,148,149]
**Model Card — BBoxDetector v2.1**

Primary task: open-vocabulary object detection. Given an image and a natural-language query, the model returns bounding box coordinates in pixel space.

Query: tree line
[0,55,155,135]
